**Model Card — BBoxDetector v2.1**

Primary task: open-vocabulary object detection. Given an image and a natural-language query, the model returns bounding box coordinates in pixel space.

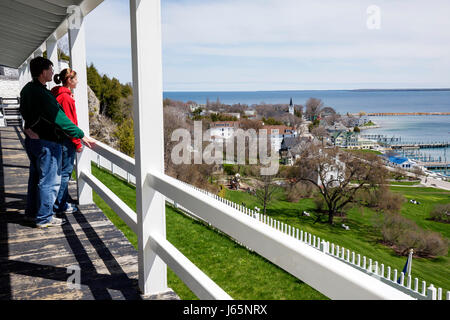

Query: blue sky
[82,0,450,91]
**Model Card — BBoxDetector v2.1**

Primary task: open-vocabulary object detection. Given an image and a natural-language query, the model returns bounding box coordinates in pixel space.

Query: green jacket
[19,79,84,143]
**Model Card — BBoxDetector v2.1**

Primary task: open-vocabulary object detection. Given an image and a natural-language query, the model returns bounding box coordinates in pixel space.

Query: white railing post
[130,0,167,296]
[46,35,59,89]
[427,284,437,300]
[68,5,93,205]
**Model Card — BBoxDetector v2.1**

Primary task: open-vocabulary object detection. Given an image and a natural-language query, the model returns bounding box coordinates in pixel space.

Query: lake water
[164,89,450,114]
[164,89,450,175]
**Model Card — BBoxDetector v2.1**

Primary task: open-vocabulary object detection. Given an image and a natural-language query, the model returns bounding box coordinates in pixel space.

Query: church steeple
[289,97,294,115]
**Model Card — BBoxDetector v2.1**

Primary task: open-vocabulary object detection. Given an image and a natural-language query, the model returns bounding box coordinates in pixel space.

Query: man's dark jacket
[19,79,84,142]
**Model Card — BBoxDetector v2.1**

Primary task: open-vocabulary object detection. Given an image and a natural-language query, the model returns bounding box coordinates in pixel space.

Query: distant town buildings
[279,136,312,165]
[331,131,378,150]
[209,121,240,141]
[262,125,297,152]
[244,110,256,119]
[223,112,240,120]
[385,156,419,170]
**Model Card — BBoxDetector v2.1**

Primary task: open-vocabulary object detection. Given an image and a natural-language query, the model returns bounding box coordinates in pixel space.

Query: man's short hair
[30,57,53,79]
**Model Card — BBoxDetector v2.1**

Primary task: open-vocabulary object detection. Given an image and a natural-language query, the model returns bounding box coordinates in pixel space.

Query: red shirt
[51,86,82,150]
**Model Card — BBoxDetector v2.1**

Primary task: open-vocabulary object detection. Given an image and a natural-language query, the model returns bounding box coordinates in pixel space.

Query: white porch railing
[83,142,232,299]
[83,140,417,300]
[185,185,450,301]
[90,150,449,300]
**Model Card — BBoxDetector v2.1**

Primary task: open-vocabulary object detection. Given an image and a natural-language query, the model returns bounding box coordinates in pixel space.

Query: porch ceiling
[0,0,103,69]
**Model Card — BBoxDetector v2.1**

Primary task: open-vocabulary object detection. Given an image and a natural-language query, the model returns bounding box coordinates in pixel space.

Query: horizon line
[163,88,450,93]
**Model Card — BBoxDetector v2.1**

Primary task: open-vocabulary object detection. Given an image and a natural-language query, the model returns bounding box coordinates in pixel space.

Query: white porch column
[24,57,32,83]
[34,49,43,58]
[18,65,25,89]
[130,0,167,296]
[68,5,93,205]
[46,35,59,89]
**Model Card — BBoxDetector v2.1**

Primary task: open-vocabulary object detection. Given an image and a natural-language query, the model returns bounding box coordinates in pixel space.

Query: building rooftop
[388,156,410,165]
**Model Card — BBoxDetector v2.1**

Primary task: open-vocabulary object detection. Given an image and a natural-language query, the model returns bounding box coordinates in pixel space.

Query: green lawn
[90,164,449,298]
[91,165,327,300]
[341,148,383,155]
[389,181,421,186]
[224,185,450,292]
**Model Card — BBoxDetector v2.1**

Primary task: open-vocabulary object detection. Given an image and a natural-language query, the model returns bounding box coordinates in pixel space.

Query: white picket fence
[91,152,449,300]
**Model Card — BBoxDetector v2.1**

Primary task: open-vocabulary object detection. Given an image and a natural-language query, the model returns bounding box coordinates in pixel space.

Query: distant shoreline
[164,88,450,93]
[351,88,450,92]
[365,112,450,116]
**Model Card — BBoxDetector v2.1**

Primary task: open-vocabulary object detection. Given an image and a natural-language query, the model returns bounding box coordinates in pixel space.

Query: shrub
[429,204,450,223]
[223,164,237,176]
[356,187,405,213]
[376,189,405,213]
[114,118,134,157]
[381,213,448,257]
[218,184,227,199]
[286,182,314,202]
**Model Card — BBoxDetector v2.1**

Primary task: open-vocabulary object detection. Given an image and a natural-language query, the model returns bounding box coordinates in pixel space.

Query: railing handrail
[90,147,450,300]
[88,138,135,175]
[80,170,138,233]
[83,142,232,300]
[88,149,449,300]
[186,182,450,301]
[148,232,233,300]
[146,168,414,300]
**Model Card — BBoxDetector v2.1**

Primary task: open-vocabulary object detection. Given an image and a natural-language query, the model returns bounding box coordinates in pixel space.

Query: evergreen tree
[87,63,103,98]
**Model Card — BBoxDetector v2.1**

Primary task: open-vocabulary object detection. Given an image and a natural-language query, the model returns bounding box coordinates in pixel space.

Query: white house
[209,121,240,141]
[262,125,297,152]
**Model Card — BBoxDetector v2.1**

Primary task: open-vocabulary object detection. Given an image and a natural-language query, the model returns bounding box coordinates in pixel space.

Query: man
[20,57,95,228]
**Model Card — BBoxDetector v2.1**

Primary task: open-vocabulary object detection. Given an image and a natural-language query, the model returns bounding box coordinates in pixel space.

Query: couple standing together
[19,57,95,228]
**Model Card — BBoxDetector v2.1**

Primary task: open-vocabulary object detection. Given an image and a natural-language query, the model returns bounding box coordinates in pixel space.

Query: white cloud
[82,0,450,90]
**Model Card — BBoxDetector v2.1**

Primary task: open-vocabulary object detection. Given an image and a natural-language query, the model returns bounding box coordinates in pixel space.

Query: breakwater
[390,142,450,149]
[366,112,450,116]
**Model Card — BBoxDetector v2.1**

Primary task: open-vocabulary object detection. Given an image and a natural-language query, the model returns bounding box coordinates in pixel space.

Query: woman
[51,68,82,215]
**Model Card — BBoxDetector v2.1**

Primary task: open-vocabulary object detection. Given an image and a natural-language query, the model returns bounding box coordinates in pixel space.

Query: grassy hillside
[91,165,327,300]
[224,186,450,291]
[90,165,449,298]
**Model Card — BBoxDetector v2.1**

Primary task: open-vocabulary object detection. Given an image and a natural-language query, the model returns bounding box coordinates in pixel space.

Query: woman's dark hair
[54,68,77,85]
[30,57,53,79]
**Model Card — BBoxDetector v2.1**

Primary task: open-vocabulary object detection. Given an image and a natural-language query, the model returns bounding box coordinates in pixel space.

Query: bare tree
[311,126,329,146]
[305,98,324,120]
[288,145,388,224]
[239,119,263,131]
[320,106,336,117]
[324,113,341,126]
[254,175,279,215]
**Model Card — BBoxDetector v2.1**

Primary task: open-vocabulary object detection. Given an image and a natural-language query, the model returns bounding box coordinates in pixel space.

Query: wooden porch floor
[0,126,178,300]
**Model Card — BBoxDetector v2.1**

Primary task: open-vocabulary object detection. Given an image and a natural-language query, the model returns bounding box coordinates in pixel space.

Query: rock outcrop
[87,86,119,148]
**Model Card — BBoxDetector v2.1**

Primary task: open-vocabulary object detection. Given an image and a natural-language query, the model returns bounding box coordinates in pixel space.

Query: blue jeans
[24,138,62,225]
[54,139,76,213]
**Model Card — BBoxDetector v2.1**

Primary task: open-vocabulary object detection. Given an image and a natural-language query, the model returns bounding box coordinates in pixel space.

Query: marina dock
[390,142,450,149]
